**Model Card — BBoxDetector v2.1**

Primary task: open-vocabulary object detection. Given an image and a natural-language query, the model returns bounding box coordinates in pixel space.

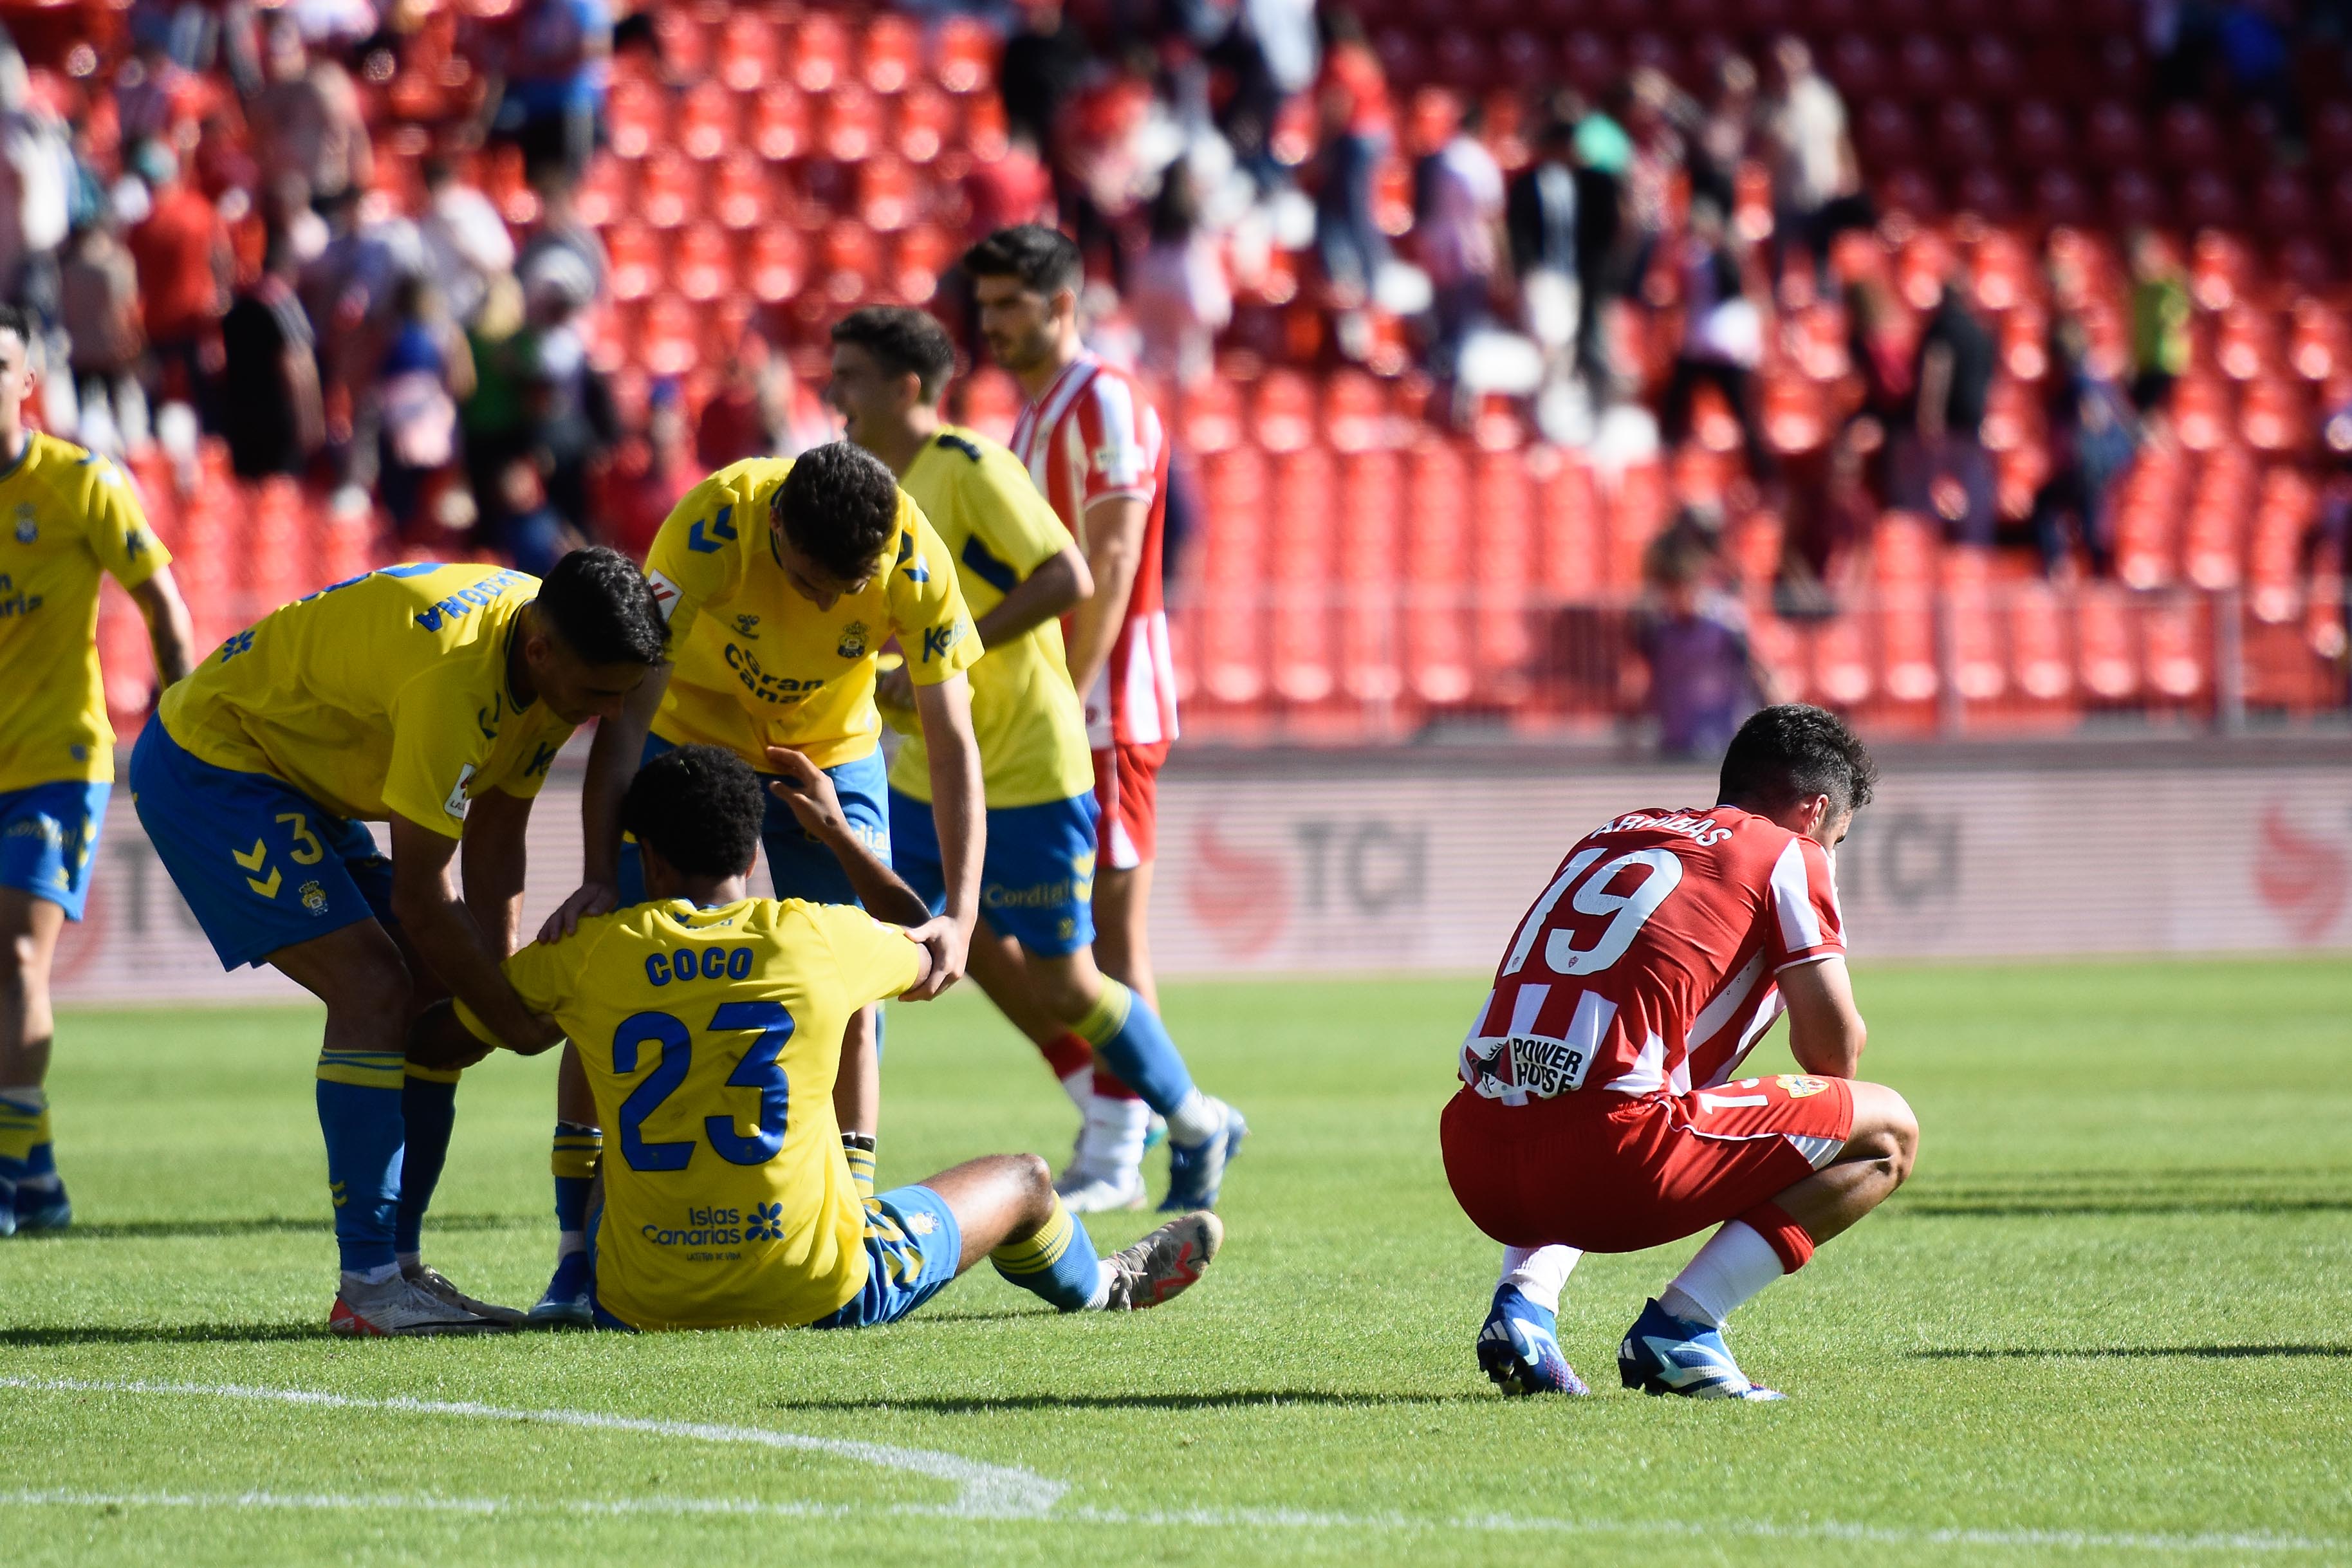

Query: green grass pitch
[5,959,2348,1565]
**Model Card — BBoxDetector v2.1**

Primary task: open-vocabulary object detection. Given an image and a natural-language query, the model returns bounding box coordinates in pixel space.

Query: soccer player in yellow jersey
[0,306,194,1235]
[421,742,1220,1330]
[827,307,1245,1215]
[527,443,987,1324]
[128,550,666,1334]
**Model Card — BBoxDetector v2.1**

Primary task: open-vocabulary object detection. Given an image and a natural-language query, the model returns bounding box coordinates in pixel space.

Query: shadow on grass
[0,1323,331,1347]
[28,1213,537,1241]
[1916,1345,2352,1361]
[769,1390,1489,1413]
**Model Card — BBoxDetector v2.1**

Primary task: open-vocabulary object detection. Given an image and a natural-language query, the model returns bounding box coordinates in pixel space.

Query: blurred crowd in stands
[1,0,2346,739]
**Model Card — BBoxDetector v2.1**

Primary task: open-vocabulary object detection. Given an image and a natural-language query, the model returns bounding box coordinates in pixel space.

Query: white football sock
[1078,1094,1151,1177]
[0,1085,45,1109]
[1497,1244,1580,1313]
[1085,1259,1114,1311]
[1659,1221,1785,1328]
[1164,1087,1221,1147]
[555,1230,587,1260]
[1059,1067,1092,1114]
[396,1251,421,1271]
[343,1261,402,1289]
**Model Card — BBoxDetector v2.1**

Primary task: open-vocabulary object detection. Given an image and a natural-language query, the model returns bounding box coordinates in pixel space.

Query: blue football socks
[394,1067,461,1258]
[1071,981,1195,1118]
[315,1049,407,1277]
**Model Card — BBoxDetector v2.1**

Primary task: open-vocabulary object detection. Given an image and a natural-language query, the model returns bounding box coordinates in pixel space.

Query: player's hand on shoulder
[538,880,618,944]
[406,999,499,1073]
[765,746,848,839]
[898,914,965,1002]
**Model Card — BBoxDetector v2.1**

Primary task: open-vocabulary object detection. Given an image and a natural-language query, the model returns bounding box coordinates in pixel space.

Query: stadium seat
[792,12,850,94]
[604,74,665,161]
[862,14,920,94]
[672,223,732,302]
[743,225,806,303]
[1197,445,1269,705]
[889,225,952,304]
[606,221,660,302]
[1339,449,1407,703]
[1269,447,1338,704]
[718,8,777,93]
[678,78,737,161]
[1472,447,1536,699]
[1404,439,1474,705]
[894,86,956,164]
[2074,584,2139,701]
[2006,580,2074,703]
[820,85,884,162]
[752,83,810,161]
[1811,613,1874,708]
[637,150,698,230]
[932,15,997,95]
[1534,454,1604,595]
[2142,596,2207,703]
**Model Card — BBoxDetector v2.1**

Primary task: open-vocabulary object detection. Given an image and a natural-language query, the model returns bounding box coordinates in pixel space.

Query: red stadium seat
[1270,447,1339,704]
[894,86,956,165]
[718,8,777,93]
[934,16,997,95]
[1963,33,2025,98]
[2006,580,2073,703]
[672,223,732,302]
[743,226,806,303]
[2142,598,2207,703]
[606,222,660,302]
[752,84,810,161]
[1811,613,1873,708]
[1896,34,1956,100]
[1404,439,1474,705]
[1254,369,1317,453]
[821,85,884,162]
[637,150,698,230]
[1857,100,1920,171]
[604,75,665,161]
[1339,449,1406,703]
[1560,32,1618,94]
[2075,584,2141,701]
[1930,100,1995,172]
[862,14,921,94]
[709,152,772,230]
[1178,376,1245,454]
[1534,456,1604,595]
[678,78,737,161]
[2084,100,2144,166]
[1198,446,1269,705]
[573,155,629,228]
[856,156,920,232]
[651,7,708,83]
[1322,369,1389,454]
[2008,99,2070,167]
[792,14,850,94]
[1472,447,1536,697]
[889,225,953,304]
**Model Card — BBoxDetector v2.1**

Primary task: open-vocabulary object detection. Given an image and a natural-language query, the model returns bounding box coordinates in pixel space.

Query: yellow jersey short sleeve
[482,896,921,1331]
[0,435,172,791]
[889,428,1095,809]
[158,564,576,827]
[647,462,979,772]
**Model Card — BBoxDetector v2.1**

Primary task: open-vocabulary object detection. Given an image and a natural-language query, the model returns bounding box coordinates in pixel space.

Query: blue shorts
[889,789,1097,959]
[588,1185,962,1332]
[811,1184,964,1329]
[621,733,890,909]
[0,779,111,920]
[127,715,394,969]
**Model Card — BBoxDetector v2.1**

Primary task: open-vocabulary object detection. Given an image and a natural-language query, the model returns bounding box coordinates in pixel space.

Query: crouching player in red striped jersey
[1441,705,1918,1400]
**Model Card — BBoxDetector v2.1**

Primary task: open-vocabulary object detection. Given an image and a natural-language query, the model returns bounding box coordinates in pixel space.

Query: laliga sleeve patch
[443,763,477,820]
[646,569,683,623]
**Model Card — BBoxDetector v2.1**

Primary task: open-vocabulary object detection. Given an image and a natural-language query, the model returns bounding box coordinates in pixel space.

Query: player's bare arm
[387,813,559,1053]
[907,672,981,999]
[974,539,1092,651]
[1779,955,1869,1079]
[127,567,194,689]
[1060,494,1147,707]
[763,745,934,930]
[460,788,536,956]
[539,660,672,942]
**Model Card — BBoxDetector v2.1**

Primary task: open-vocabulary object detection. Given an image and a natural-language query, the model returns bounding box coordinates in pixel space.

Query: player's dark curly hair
[537,546,667,666]
[771,441,902,584]
[620,744,765,880]
[1718,704,1880,819]
[961,224,1083,299]
[831,306,958,402]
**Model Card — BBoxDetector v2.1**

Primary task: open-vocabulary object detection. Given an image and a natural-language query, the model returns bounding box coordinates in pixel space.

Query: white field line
[0,1376,1063,1518]
[1,1378,2336,1557]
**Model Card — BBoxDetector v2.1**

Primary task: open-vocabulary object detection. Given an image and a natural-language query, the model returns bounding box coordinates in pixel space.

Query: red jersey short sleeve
[1459,807,1851,1105]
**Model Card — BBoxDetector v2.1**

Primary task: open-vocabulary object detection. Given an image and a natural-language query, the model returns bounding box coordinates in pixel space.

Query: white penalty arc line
[0,1379,2334,1557]
[0,1377,1064,1519]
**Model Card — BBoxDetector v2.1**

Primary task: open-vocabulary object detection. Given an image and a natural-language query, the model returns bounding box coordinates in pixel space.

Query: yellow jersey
[0,434,170,792]
[643,458,980,772]
[464,896,922,1330]
[886,427,1095,809]
[158,564,575,836]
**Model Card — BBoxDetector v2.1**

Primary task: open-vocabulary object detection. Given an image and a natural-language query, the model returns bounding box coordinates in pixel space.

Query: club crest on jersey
[299,880,328,916]
[12,504,34,543]
[1777,1074,1831,1098]
[837,621,868,659]
[905,1210,938,1237]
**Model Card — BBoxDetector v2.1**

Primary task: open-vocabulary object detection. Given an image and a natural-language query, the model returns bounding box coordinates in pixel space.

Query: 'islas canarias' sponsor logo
[642,1203,787,1247]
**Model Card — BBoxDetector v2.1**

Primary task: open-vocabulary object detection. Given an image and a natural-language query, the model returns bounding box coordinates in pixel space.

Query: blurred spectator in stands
[115,36,202,150]
[246,19,371,213]
[301,181,423,467]
[1206,0,1317,190]
[218,226,321,478]
[461,270,532,538]
[0,47,70,346]
[1508,116,1582,428]
[1568,86,1630,389]
[2126,230,2190,415]
[1311,8,1390,305]
[1777,423,1873,618]
[999,0,1090,170]
[1660,196,1772,481]
[606,375,694,558]
[515,176,606,304]
[491,454,579,576]
[1898,273,1997,545]
[1632,530,1773,759]
[1689,54,1756,220]
[519,244,615,537]
[1759,36,1860,298]
[1129,167,1230,389]
[2029,320,2139,578]
[1418,97,1505,401]
[485,0,611,190]
[696,326,829,468]
[418,155,514,328]
[60,219,147,456]
[375,273,472,538]
[127,138,230,421]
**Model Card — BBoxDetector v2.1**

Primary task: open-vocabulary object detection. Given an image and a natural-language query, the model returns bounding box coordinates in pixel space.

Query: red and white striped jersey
[1008,350,1179,749]
[1460,806,1846,1105]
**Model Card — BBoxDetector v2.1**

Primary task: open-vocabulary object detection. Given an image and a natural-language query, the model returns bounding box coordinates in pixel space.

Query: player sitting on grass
[421,743,1222,1331]
[829,304,1244,1215]
[1441,704,1918,1399]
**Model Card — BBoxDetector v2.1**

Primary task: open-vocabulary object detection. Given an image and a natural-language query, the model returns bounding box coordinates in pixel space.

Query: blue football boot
[13,1179,71,1233]
[1477,1284,1589,1396]
[524,1250,595,1328]
[1617,1298,1786,1400]
[1160,1098,1246,1212]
